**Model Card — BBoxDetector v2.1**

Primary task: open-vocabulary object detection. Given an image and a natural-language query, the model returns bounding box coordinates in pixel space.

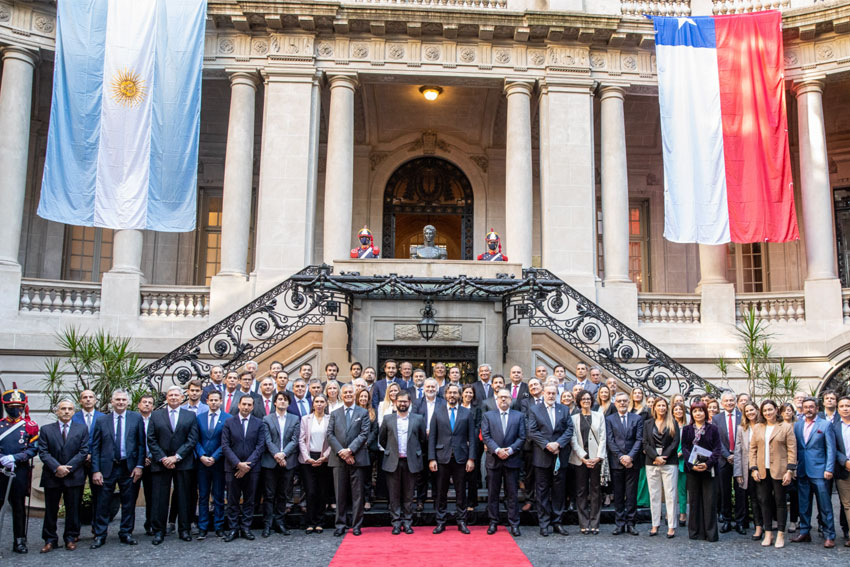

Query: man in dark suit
[413,377,446,511]
[261,391,300,537]
[566,362,598,397]
[481,388,526,536]
[528,384,573,536]
[327,383,371,536]
[472,364,496,407]
[200,365,225,404]
[834,395,850,545]
[407,368,427,402]
[507,365,529,410]
[229,371,263,417]
[821,389,841,424]
[147,385,200,545]
[606,392,643,535]
[482,376,506,415]
[89,389,146,548]
[221,370,244,415]
[287,377,312,418]
[195,390,231,539]
[38,399,89,553]
[134,394,155,536]
[712,391,746,533]
[428,383,476,534]
[71,389,104,535]
[371,359,405,409]
[221,395,265,542]
[519,378,544,512]
[379,391,427,534]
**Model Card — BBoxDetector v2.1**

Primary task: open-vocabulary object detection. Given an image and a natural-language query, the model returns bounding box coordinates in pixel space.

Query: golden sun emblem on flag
[110,68,147,107]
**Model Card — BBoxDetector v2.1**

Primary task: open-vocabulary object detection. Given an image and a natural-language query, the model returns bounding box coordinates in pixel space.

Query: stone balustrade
[712,0,790,13]
[842,289,850,324]
[736,292,805,324]
[638,294,701,324]
[622,1,691,16]
[140,286,210,319]
[19,279,102,315]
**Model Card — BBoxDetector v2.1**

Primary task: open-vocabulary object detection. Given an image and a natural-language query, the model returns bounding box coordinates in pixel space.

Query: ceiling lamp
[419,85,443,101]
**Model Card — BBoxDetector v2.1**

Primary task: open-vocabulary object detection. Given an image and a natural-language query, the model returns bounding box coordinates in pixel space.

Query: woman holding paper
[681,401,722,542]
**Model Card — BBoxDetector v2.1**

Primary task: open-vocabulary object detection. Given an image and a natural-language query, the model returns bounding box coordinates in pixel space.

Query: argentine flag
[38,0,207,232]
[653,11,799,245]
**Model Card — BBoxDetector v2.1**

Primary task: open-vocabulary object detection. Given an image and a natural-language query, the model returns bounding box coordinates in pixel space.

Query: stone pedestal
[0,263,22,316]
[699,283,736,327]
[804,278,843,332]
[597,281,639,328]
[210,273,252,324]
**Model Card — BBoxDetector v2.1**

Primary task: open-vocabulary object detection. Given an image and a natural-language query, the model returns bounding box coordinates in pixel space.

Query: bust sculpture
[411,224,447,260]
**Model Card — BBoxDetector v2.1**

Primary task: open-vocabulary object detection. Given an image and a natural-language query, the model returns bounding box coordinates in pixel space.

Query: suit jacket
[371,377,409,409]
[413,396,447,428]
[298,413,331,464]
[221,389,247,414]
[566,380,598,398]
[228,391,264,418]
[147,406,200,471]
[605,411,643,469]
[527,402,573,468]
[482,396,500,415]
[712,409,743,462]
[833,419,850,481]
[38,421,89,488]
[733,425,754,489]
[262,412,301,469]
[427,404,477,464]
[379,413,427,473]
[326,405,371,467]
[195,410,232,462]
[71,409,104,447]
[507,382,529,410]
[643,419,680,467]
[568,411,606,466]
[221,414,265,473]
[819,411,841,425]
[481,409,526,469]
[471,381,496,407]
[200,382,226,404]
[90,411,146,477]
[748,421,797,480]
[287,395,313,418]
[794,416,836,478]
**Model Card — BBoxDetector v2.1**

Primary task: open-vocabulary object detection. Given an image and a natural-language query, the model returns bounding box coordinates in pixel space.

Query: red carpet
[329,526,532,567]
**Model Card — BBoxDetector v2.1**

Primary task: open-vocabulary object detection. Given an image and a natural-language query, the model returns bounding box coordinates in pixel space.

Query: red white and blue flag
[652,11,799,244]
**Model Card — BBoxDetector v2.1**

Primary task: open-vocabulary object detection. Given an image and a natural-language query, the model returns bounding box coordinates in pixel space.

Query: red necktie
[226,393,233,413]
[265,399,270,415]
[727,413,735,450]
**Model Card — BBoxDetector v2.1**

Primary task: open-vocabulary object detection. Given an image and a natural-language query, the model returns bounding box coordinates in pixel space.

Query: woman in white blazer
[298,394,332,533]
[569,390,607,534]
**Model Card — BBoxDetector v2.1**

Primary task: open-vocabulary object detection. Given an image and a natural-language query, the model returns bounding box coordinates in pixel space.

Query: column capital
[598,84,627,102]
[1,46,38,68]
[261,66,318,84]
[792,76,825,97]
[327,72,359,91]
[226,69,260,89]
[504,79,534,97]
[539,77,596,95]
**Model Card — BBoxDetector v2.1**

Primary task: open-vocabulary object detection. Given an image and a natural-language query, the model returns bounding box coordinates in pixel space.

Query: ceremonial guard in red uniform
[351,226,380,259]
[0,384,39,554]
[477,229,508,262]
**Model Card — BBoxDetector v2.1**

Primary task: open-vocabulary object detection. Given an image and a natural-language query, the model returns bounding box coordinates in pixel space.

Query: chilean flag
[653,11,799,244]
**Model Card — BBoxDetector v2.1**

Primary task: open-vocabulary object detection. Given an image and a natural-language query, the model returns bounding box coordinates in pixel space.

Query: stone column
[0,47,37,314]
[110,230,144,275]
[794,78,842,329]
[697,244,728,287]
[504,79,534,268]
[0,47,37,268]
[253,67,321,294]
[599,85,630,284]
[323,73,357,265]
[697,244,735,325]
[218,71,259,277]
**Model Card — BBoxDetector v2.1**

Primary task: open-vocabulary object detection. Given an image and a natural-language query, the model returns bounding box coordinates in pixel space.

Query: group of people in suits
[7,360,850,555]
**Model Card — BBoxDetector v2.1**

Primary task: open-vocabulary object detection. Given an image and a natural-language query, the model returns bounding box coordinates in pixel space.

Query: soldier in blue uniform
[350,226,380,259]
[0,383,39,554]
[477,229,508,262]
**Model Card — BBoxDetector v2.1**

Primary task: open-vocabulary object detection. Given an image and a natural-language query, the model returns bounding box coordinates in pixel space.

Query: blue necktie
[449,407,456,432]
[114,414,123,460]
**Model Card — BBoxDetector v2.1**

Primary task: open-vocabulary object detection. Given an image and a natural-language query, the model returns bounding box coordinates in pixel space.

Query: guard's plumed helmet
[1,382,27,406]
[358,226,374,245]
[485,228,501,253]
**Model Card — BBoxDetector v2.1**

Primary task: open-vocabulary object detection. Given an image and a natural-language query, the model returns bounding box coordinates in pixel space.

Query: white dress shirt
[276,412,288,453]
[396,415,409,458]
[309,415,328,453]
[764,424,775,470]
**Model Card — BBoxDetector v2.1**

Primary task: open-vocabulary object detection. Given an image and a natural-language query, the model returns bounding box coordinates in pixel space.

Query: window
[596,200,650,291]
[63,226,114,282]
[195,188,256,285]
[726,243,766,292]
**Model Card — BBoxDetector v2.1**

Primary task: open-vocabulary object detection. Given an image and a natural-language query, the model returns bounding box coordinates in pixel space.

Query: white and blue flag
[38,0,206,232]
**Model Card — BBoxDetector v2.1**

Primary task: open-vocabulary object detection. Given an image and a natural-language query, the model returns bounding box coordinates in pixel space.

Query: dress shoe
[152,534,165,545]
[392,526,401,535]
[458,522,470,535]
[735,524,747,535]
[433,524,446,534]
[626,526,639,536]
[554,525,569,536]
[719,522,732,534]
[145,529,155,536]
[65,541,77,551]
[190,523,200,536]
[404,526,414,535]
[215,530,226,538]
[178,531,192,542]
[487,523,498,535]
[612,527,623,535]
[667,532,675,539]
[262,527,271,538]
[223,531,238,543]
[40,542,55,553]
[333,528,346,537]
[196,530,207,540]
[352,528,362,536]
[824,539,835,548]
[510,526,521,537]
[240,529,255,541]
[119,535,138,545]
[13,538,28,554]
[273,523,290,535]
[539,528,549,537]
[791,533,812,543]
[90,536,106,549]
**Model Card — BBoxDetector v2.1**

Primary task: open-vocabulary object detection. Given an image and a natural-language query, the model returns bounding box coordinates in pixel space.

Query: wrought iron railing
[142,265,717,398]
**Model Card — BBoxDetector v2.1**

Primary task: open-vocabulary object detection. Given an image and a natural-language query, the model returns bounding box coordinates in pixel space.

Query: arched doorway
[381,157,474,259]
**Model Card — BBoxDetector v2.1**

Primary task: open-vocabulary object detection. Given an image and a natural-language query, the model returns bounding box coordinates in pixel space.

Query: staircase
[143,265,717,398]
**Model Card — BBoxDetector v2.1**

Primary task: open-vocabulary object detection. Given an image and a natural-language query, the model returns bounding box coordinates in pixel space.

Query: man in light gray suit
[261,392,300,537]
[327,383,371,537]
[379,391,427,534]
